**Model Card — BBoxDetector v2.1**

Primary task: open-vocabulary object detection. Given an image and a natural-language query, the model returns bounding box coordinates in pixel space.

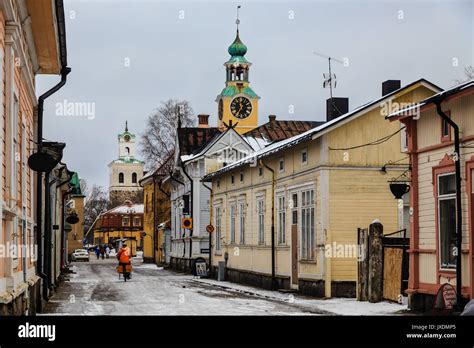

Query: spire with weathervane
[216,5,259,134]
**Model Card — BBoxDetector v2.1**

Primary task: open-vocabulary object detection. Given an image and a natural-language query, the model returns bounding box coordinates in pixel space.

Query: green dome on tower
[228,30,247,57]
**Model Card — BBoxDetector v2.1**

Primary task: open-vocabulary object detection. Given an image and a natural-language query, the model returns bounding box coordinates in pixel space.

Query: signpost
[434,283,457,313]
[193,257,208,277]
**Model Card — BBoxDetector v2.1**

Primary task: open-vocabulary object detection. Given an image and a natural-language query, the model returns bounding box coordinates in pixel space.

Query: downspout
[202,181,213,278]
[36,0,71,302]
[260,160,276,290]
[170,172,186,258]
[435,100,463,310]
[181,164,194,259]
[60,186,73,271]
[152,176,157,263]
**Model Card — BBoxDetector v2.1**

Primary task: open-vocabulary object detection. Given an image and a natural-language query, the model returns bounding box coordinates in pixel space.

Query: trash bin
[217,261,225,281]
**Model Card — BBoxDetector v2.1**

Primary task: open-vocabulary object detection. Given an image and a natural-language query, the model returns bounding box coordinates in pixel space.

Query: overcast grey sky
[36,0,473,190]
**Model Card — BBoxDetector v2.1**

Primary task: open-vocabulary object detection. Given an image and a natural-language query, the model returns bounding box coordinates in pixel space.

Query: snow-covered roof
[106,203,144,215]
[203,78,441,181]
[387,79,473,119]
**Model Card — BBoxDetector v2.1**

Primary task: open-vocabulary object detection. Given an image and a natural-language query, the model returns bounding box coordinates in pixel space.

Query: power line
[328,126,406,151]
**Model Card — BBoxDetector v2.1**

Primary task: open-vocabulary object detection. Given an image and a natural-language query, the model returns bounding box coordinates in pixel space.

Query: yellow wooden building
[203,79,441,297]
[139,157,172,263]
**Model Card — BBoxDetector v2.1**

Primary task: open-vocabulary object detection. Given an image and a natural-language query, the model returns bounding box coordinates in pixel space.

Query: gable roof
[139,153,174,184]
[387,79,474,119]
[243,120,323,150]
[203,78,442,181]
[178,127,222,156]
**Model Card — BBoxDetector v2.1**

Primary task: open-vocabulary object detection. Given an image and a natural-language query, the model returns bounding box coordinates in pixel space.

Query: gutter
[36,0,71,303]
[434,99,463,310]
[260,160,276,290]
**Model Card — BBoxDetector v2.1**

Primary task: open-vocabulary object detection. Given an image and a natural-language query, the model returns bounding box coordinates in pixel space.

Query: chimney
[198,114,209,128]
[268,115,276,122]
[326,97,349,122]
[382,80,401,96]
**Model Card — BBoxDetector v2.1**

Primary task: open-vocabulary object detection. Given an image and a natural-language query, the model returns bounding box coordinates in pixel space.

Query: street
[42,258,406,316]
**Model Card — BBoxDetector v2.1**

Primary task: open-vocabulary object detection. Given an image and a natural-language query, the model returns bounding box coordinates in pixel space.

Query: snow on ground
[41,259,407,316]
[193,278,407,316]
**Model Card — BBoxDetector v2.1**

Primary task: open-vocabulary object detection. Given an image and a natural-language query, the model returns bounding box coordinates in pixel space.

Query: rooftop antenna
[236,5,241,32]
[313,51,344,115]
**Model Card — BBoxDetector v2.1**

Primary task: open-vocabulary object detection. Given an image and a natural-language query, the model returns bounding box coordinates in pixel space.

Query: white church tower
[108,121,145,206]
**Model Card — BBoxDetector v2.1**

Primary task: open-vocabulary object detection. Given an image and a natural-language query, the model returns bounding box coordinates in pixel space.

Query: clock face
[230,96,252,119]
[218,99,223,120]
[124,135,131,142]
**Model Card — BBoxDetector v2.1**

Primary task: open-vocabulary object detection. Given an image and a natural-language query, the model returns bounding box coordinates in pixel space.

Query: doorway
[290,193,299,287]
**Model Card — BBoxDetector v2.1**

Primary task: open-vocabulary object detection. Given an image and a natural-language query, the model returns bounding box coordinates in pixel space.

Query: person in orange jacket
[117,243,131,280]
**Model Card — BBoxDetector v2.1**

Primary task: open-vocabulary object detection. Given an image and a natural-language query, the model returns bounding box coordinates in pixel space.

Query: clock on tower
[216,9,259,134]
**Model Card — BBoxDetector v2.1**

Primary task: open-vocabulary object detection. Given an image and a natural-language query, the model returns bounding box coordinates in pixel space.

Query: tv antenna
[313,51,344,100]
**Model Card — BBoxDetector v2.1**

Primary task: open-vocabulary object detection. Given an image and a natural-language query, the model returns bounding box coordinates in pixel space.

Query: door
[291,193,299,286]
[471,169,474,298]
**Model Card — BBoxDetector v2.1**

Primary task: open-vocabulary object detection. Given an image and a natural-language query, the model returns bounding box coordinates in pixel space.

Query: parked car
[71,249,90,262]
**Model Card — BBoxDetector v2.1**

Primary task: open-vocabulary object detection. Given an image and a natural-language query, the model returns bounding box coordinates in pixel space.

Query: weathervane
[236,5,241,31]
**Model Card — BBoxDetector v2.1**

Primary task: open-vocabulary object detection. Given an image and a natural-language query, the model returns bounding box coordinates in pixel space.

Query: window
[231,175,235,185]
[441,111,451,142]
[145,194,148,212]
[119,172,124,183]
[301,148,308,165]
[400,125,408,152]
[301,189,315,260]
[132,172,137,183]
[215,206,222,251]
[125,147,130,155]
[259,167,263,177]
[133,216,141,226]
[240,172,244,183]
[122,216,130,227]
[239,202,246,244]
[291,193,298,225]
[257,198,265,244]
[217,179,220,189]
[279,157,285,173]
[438,173,456,269]
[11,94,19,201]
[230,204,236,243]
[278,196,286,244]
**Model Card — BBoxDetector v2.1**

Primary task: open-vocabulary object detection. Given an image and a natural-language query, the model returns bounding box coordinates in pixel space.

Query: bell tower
[216,6,259,134]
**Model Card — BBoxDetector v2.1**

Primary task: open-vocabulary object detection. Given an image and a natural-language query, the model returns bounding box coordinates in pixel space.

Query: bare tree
[83,184,109,235]
[139,99,195,169]
[456,65,474,84]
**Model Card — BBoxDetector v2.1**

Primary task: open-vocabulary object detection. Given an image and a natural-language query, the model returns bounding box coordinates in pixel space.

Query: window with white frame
[133,216,141,226]
[437,173,456,269]
[400,125,408,152]
[301,189,315,260]
[301,148,308,165]
[215,206,222,251]
[278,196,286,244]
[257,198,265,244]
[279,157,285,173]
[230,203,236,243]
[122,216,130,227]
[239,201,245,244]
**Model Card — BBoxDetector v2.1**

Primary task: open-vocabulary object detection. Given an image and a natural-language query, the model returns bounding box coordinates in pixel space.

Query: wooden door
[291,224,298,285]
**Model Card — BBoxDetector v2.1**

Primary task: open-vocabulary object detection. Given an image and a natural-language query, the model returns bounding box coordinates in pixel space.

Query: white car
[71,249,90,262]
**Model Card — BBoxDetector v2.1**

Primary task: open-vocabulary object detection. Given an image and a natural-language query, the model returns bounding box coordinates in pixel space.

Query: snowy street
[42,259,407,316]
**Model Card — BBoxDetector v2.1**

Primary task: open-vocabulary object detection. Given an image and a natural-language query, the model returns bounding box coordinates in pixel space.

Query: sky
[36,0,473,190]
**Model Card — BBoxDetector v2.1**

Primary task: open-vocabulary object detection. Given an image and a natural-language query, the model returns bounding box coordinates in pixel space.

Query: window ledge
[299,259,317,264]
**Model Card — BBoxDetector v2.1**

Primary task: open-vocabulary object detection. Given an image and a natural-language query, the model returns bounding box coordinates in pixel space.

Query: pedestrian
[106,246,110,259]
[100,246,105,260]
[95,246,100,260]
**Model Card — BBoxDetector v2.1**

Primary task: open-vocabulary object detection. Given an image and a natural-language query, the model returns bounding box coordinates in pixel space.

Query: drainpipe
[157,179,170,264]
[169,172,186,258]
[152,176,157,263]
[181,164,194,260]
[435,100,463,310]
[202,181,213,278]
[260,160,276,290]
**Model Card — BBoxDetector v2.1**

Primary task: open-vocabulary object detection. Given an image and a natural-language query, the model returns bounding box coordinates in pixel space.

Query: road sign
[182,217,193,229]
[206,224,214,233]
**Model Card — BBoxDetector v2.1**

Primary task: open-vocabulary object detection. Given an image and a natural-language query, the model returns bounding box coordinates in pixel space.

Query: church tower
[108,122,145,206]
[216,8,259,134]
